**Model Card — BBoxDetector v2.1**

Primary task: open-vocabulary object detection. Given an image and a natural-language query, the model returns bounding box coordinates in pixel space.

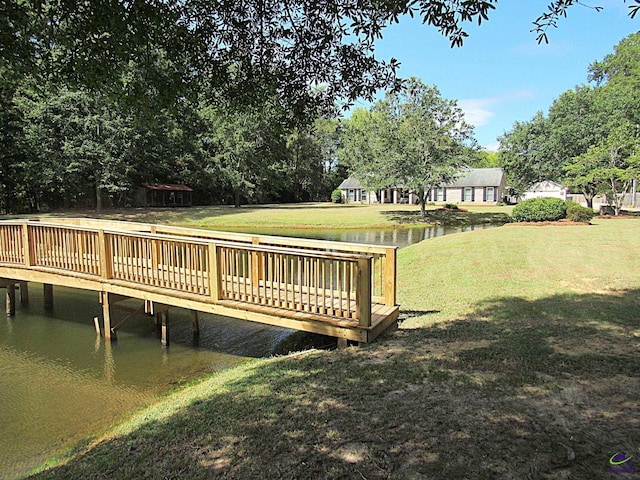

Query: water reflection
[220,223,497,248]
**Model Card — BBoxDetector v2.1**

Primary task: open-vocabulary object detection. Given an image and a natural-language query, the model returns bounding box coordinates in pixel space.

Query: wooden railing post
[251,237,260,287]
[384,247,397,307]
[98,230,111,279]
[208,242,221,301]
[22,223,31,267]
[356,256,372,327]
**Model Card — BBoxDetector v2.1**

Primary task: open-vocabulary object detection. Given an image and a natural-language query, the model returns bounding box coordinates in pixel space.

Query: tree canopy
[340,77,475,216]
[3,0,638,114]
[498,31,640,213]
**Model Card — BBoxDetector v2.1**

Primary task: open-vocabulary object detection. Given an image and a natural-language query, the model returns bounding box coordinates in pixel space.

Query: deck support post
[160,311,169,346]
[191,310,200,336]
[43,283,53,310]
[101,291,115,341]
[6,284,16,316]
[19,281,29,305]
[336,337,348,349]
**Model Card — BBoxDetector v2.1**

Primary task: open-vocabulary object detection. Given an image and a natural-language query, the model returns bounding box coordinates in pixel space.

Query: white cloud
[482,142,500,152]
[458,99,495,127]
[458,89,537,128]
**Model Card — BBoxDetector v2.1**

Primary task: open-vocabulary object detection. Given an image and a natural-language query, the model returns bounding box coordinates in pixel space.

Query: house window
[464,187,473,202]
[436,188,445,202]
[362,190,368,202]
[348,189,356,201]
[485,187,495,202]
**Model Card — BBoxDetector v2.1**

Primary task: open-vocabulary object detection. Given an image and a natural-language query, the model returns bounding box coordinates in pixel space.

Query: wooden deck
[0,219,399,344]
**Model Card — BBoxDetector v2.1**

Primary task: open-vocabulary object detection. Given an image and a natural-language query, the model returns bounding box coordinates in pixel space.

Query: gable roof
[525,180,565,192]
[446,168,504,188]
[338,177,364,189]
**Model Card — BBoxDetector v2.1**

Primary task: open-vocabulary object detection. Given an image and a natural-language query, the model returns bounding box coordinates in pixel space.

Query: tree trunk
[234,190,241,208]
[96,186,103,212]
[418,188,427,218]
[584,194,593,209]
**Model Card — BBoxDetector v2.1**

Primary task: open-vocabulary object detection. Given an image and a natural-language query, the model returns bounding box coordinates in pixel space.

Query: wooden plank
[22,224,31,267]
[208,243,221,300]
[98,230,111,279]
[356,256,372,327]
[384,247,397,307]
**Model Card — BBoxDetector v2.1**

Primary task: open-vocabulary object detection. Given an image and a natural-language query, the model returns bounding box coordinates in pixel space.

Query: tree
[498,112,559,195]
[470,150,500,168]
[341,77,475,217]
[3,1,634,116]
[18,88,134,211]
[563,152,601,209]
[582,124,640,215]
[200,99,290,207]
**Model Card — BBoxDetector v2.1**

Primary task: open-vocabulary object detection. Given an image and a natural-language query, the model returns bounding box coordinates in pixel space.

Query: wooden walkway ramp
[0,219,399,344]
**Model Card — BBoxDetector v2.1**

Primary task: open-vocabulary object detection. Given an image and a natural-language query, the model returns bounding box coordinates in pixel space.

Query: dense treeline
[0,77,345,213]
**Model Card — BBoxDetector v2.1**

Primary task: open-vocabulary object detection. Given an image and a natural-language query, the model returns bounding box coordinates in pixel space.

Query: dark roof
[145,184,193,192]
[338,177,364,189]
[446,168,504,188]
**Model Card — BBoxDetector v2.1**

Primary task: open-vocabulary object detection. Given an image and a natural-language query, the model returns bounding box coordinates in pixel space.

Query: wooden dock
[0,218,399,344]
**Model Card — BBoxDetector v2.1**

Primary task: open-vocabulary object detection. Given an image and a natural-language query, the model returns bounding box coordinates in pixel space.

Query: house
[134,184,193,207]
[521,180,567,201]
[337,178,418,204]
[429,167,506,204]
[337,168,506,205]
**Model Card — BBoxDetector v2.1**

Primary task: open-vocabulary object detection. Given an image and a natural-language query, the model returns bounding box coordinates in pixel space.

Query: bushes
[566,202,596,223]
[331,189,343,203]
[511,197,567,222]
[511,198,596,223]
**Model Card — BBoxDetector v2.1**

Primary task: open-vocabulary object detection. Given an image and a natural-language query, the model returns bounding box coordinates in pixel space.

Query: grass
[32,202,514,230]
[25,211,640,479]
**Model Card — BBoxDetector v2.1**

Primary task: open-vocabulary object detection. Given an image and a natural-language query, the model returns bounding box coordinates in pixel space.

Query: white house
[429,168,507,204]
[337,168,507,205]
[522,180,567,201]
[337,178,417,204]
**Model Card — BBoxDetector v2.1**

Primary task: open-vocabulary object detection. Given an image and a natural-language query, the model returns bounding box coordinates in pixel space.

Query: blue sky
[360,1,639,151]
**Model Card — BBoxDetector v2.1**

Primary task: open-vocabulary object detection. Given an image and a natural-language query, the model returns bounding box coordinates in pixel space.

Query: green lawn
[43,202,513,229]
[27,213,640,480]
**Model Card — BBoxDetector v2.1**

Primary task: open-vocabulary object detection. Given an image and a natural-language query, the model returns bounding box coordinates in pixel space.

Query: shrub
[511,197,567,222]
[331,189,343,203]
[566,202,595,223]
[443,203,459,210]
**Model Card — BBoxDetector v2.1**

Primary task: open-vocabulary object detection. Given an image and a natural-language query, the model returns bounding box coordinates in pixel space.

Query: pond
[0,222,499,479]
[217,223,498,249]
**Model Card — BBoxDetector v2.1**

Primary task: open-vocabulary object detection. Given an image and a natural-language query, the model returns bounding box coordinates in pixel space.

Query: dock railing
[0,219,393,328]
[33,218,397,308]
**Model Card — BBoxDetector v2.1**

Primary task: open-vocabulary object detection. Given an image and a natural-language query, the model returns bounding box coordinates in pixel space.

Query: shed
[522,180,567,201]
[136,184,193,207]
